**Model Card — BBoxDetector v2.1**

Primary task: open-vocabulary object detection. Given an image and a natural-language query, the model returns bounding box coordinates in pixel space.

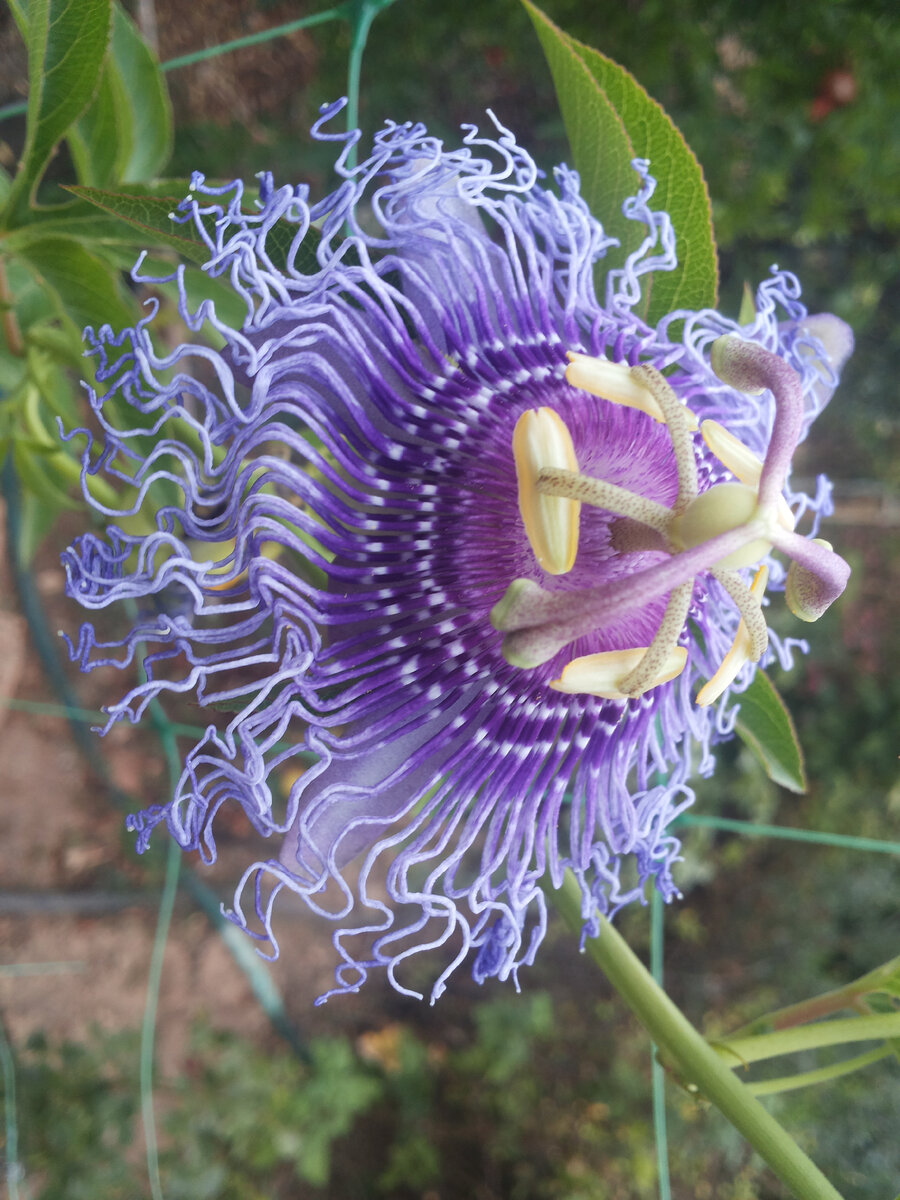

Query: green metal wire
[0,695,317,765]
[140,840,179,1200]
[0,696,109,725]
[0,1013,24,1200]
[0,695,227,746]
[7,696,896,854]
[679,813,900,857]
[159,6,350,73]
[140,699,184,1200]
[649,889,672,1200]
[0,962,84,978]
[11,688,896,862]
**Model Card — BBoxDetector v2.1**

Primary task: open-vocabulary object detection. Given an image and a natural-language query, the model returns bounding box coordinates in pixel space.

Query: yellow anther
[701,419,763,487]
[696,564,769,707]
[701,420,795,531]
[565,352,698,430]
[512,407,580,575]
[549,645,688,700]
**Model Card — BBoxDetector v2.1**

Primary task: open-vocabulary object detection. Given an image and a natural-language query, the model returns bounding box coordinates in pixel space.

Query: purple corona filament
[62,102,852,1001]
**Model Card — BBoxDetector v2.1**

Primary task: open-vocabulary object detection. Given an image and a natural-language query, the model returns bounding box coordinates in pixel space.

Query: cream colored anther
[550,645,688,701]
[566,352,699,430]
[512,407,580,575]
[696,564,769,707]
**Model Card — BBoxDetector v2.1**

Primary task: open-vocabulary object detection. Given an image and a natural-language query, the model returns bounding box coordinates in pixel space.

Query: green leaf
[65,184,323,273]
[63,184,216,264]
[12,439,80,512]
[24,339,82,424]
[734,671,807,794]
[0,251,58,337]
[14,484,66,562]
[65,5,171,191]
[15,237,134,331]
[1,0,113,225]
[522,3,639,291]
[110,3,172,182]
[0,204,171,250]
[68,62,124,187]
[522,0,718,325]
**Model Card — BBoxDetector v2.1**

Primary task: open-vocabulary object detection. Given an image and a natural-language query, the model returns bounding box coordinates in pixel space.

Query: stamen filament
[630,365,698,514]
[696,565,769,707]
[710,566,769,662]
[536,468,672,533]
[617,580,693,697]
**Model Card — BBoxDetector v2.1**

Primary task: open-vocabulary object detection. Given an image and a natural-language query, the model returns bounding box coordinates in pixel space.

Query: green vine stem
[714,1012,900,1067]
[552,873,845,1200]
[727,953,900,1037]
[747,1046,894,1098]
[0,256,24,357]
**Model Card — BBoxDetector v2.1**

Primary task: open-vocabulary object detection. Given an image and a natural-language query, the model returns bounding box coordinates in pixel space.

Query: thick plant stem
[553,874,845,1200]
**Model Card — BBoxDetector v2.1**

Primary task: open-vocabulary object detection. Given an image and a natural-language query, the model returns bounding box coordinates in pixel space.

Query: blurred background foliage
[1,0,898,1197]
